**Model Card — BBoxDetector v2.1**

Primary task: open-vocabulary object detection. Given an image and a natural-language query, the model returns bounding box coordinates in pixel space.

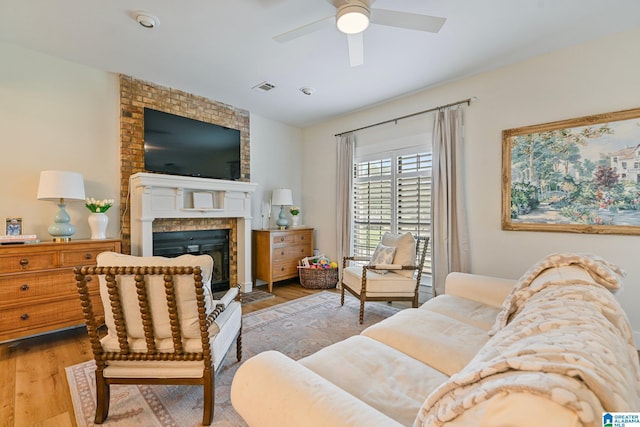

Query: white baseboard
[239,281,253,293]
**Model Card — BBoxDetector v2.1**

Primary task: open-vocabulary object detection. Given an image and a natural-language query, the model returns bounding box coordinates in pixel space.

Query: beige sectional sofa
[231,254,640,427]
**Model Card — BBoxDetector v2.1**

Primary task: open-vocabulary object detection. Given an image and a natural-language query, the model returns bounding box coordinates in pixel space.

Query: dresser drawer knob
[280,251,285,256]
[85,253,93,260]
[280,237,285,242]
[19,258,29,267]
[20,313,30,321]
[20,284,30,291]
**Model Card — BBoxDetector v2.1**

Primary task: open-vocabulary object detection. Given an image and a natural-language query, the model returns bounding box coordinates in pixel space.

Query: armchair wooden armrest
[207,284,241,326]
[342,255,371,268]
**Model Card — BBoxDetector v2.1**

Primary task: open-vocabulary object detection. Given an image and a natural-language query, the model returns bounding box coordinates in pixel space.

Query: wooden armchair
[74,252,242,426]
[341,234,429,324]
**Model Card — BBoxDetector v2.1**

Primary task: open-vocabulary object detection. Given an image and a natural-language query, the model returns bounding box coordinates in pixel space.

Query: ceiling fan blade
[273,16,334,43]
[370,9,446,33]
[347,32,364,67]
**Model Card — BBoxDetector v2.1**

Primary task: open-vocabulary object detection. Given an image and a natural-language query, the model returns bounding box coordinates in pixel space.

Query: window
[353,148,432,275]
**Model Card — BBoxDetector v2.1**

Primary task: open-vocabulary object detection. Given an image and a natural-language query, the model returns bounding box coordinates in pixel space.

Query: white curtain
[336,133,355,289]
[431,107,470,296]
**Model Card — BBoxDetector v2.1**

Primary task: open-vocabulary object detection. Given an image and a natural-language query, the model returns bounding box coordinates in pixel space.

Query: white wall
[0,41,304,245]
[302,28,640,344]
[249,114,303,231]
[0,41,120,240]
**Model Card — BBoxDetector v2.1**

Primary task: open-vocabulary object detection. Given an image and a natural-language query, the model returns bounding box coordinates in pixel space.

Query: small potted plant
[289,206,301,227]
[85,198,114,239]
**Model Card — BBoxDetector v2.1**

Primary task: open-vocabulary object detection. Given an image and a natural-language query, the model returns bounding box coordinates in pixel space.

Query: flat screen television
[143,108,241,180]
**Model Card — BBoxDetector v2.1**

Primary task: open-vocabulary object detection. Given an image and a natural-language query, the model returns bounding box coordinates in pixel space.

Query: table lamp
[272,188,293,230]
[37,170,86,242]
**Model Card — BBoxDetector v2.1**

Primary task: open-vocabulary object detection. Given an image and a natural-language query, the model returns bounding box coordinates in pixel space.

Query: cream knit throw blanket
[415,253,640,427]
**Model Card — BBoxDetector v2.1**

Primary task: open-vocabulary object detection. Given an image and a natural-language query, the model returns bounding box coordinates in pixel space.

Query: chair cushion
[343,266,416,297]
[101,299,241,369]
[96,252,215,347]
[381,232,416,278]
[368,243,396,274]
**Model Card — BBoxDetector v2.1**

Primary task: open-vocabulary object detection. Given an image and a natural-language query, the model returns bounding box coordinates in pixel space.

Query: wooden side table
[0,238,121,342]
[253,228,314,292]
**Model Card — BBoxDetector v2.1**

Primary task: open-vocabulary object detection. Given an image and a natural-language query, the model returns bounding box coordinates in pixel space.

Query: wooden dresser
[0,238,121,342]
[253,228,314,292]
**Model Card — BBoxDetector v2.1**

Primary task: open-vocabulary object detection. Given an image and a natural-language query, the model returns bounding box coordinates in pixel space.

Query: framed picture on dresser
[5,217,22,236]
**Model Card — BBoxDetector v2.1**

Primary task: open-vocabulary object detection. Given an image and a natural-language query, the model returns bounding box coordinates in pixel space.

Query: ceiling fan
[273,0,446,67]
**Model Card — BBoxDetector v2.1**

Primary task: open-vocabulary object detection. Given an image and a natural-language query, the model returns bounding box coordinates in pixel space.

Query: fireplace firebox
[152,229,230,292]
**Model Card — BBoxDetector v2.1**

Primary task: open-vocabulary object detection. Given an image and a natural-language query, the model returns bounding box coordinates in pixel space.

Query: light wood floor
[0,282,320,427]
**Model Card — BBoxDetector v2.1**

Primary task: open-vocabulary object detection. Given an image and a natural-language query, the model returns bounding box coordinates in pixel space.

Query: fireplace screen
[152,229,230,292]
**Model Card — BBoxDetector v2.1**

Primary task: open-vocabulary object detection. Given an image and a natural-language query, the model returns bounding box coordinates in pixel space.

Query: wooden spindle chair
[74,253,242,425]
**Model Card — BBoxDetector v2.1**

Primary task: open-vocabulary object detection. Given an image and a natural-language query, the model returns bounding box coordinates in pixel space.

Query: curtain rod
[334,97,475,137]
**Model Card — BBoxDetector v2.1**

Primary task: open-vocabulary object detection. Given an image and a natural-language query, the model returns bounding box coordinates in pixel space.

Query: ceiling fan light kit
[273,0,445,67]
[336,2,370,34]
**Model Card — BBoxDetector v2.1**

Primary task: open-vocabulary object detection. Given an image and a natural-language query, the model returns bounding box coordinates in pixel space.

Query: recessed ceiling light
[300,87,315,96]
[134,12,159,29]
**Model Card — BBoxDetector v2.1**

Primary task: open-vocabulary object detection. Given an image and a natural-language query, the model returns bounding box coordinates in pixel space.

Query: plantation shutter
[397,152,432,274]
[353,158,392,257]
[353,150,432,275]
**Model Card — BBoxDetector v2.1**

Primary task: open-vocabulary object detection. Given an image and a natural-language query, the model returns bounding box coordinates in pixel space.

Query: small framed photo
[6,217,22,236]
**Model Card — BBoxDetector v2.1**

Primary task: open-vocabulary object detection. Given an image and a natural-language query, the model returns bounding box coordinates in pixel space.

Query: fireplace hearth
[153,229,230,292]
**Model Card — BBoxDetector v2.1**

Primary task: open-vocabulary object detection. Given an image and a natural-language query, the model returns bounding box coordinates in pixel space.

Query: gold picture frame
[502,107,640,235]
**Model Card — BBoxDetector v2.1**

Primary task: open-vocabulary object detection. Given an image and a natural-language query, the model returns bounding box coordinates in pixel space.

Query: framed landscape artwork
[502,107,640,235]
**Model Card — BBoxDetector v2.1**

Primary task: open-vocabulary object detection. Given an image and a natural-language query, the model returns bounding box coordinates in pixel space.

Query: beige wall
[0,41,120,240]
[302,28,640,344]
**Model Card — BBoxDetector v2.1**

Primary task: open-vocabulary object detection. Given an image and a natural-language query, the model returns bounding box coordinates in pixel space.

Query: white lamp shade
[37,170,86,201]
[272,188,293,206]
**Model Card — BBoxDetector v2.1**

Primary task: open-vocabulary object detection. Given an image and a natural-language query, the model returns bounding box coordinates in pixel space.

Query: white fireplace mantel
[129,172,258,291]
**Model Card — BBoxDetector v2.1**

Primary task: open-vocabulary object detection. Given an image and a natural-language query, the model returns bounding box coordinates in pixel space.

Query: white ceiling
[1,0,639,128]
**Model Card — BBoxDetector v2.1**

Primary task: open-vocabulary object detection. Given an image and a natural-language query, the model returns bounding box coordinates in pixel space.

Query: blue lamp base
[276,205,289,230]
[48,201,76,242]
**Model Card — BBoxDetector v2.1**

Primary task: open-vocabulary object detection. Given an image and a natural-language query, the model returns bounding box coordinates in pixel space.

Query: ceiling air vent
[252,81,276,93]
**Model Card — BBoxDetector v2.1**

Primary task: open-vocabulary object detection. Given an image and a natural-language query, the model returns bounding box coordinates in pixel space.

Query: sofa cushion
[420,294,501,331]
[362,308,490,376]
[381,232,416,278]
[444,272,516,308]
[343,266,416,297]
[300,335,448,427]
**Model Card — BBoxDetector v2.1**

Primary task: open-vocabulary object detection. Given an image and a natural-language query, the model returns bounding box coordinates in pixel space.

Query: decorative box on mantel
[129,172,257,292]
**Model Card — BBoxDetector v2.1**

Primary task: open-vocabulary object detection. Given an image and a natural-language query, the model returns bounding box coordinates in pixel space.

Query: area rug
[66,292,400,426]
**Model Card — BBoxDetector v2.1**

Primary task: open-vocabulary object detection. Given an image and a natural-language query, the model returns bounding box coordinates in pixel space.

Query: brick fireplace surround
[119,75,252,289]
